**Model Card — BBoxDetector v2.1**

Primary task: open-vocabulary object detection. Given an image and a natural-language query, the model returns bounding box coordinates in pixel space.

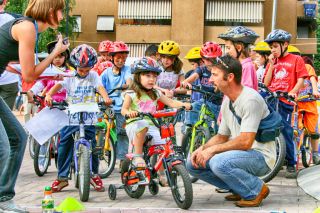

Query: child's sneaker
[312,152,320,165]
[51,179,69,192]
[90,175,105,192]
[132,156,146,170]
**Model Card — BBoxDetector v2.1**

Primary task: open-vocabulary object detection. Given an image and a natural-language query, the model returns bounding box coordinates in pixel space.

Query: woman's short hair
[25,0,65,25]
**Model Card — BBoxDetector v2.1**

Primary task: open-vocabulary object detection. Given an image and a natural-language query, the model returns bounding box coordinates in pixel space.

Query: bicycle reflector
[160,124,175,139]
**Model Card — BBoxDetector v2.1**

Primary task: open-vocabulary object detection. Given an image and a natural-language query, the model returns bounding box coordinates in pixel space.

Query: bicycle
[291,94,318,169]
[181,85,217,182]
[21,91,45,159]
[95,86,127,178]
[108,108,193,210]
[258,83,289,182]
[52,101,100,202]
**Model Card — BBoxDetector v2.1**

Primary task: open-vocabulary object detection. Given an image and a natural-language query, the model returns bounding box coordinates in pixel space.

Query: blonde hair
[25,0,65,25]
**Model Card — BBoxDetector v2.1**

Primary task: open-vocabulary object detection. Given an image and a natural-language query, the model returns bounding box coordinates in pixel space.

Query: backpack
[229,100,283,143]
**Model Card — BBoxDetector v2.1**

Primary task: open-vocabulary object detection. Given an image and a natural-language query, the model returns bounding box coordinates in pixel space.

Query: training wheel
[108,184,117,200]
[148,180,159,196]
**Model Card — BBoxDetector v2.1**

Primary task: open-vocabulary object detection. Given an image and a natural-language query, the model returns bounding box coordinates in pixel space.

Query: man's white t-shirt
[218,86,276,169]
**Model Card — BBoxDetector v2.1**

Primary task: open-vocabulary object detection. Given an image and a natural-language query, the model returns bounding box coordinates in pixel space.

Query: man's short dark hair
[214,55,242,84]
[145,44,158,57]
[0,0,4,5]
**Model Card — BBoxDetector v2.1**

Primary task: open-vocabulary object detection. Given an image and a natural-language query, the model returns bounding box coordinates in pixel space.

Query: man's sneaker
[90,175,105,192]
[0,200,28,213]
[285,165,297,179]
[313,152,320,165]
[51,179,69,192]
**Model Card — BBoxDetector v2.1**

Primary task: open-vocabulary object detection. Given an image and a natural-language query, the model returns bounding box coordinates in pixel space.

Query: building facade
[72,0,317,61]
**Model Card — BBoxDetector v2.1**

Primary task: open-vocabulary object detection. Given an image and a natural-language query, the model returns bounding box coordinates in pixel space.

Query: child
[28,40,74,101]
[263,29,309,178]
[287,46,320,165]
[218,26,259,90]
[181,42,223,130]
[156,40,186,99]
[121,57,191,184]
[100,41,132,169]
[92,40,113,76]
[253,41,271,83]
[45,44,112,192]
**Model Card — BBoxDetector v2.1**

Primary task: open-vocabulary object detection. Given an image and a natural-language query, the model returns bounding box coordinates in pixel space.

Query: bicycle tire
[121,158,145,199]
[301,132,312,168]
[98,137,117,178]
[33,140,50,177]
[78,144,91,202]
[260,134,286,183]
[28,134,36,159]
[169,164,193,209]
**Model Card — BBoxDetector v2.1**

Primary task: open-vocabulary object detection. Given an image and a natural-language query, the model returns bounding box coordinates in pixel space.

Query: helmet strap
[279,43,287,58]
[233,43,242,59]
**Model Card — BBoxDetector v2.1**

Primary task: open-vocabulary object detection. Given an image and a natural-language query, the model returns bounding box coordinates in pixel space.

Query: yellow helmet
[184,47,202,59]
[158,40,180,56]
[287,45,301,54]
[253,41,271,52]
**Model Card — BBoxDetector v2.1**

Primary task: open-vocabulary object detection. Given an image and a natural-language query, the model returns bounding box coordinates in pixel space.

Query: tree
[5,0,78,53]
[314,0,320,74]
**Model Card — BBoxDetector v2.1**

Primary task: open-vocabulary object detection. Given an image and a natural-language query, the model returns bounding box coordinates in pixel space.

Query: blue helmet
[131,57,162,75]
[70,44,97,68]
[218,26,259,45]
[265,29,292,44]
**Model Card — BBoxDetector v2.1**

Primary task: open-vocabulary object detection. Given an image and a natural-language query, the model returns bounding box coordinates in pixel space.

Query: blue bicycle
[52,101,100,202]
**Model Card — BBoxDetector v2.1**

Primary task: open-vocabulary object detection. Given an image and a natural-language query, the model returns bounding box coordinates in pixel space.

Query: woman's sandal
[132,156,146,170]
[158,173,169,187]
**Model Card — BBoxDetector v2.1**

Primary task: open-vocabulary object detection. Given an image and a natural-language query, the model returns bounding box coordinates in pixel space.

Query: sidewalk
[13,111,319,213]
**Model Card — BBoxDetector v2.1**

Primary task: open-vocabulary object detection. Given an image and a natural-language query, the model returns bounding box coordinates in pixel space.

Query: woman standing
[0,0,68,212]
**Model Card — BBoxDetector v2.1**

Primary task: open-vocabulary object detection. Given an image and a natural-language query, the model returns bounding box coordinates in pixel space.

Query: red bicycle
[108,108,193,209]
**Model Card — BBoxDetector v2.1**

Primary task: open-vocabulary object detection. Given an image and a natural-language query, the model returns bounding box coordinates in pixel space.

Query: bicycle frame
[73,112,93,175]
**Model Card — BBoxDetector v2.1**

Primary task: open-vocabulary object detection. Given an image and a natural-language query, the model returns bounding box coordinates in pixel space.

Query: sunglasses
[216,57,230,69]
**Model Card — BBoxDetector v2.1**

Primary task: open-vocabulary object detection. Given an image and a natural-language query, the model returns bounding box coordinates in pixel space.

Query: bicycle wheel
[98,137,117,178]
[33,140,51,176]
[301,132,312,168]
[169,164,193,209]
[121,158,145,199]
[28,134,36,159]
[260,134,286,183]
[78,144,91,202]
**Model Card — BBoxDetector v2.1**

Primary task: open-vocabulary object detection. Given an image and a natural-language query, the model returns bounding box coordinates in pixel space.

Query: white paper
[68,103,100,114]
[25,107,69,145]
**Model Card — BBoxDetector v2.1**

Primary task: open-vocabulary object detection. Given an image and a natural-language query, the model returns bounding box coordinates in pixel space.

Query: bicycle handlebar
[186,84,213,97]
[50,101,68,110]
[20,91,45,107]
[107,85,128,96]
[258,83,294,102]
[125,108,185,129]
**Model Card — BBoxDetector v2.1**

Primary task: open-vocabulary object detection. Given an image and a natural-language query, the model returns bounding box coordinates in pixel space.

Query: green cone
[55,197,85,212]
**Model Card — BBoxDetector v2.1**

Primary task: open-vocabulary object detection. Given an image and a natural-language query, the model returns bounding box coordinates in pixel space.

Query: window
[118,0,171,25]
[205,0,264,24]
[97,16,115,32]
[73,15,81,32]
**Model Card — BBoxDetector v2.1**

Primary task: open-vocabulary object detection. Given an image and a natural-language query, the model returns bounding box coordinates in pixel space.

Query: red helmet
[98,40,113,53]
[200,42,223,59]
[109,41,129,56]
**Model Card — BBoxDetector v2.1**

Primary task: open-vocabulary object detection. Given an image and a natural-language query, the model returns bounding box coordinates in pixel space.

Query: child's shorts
[298,101,319,134]
[126,119,165,152]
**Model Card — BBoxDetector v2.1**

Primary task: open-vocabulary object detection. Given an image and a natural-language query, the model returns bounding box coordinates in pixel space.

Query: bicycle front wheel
[33,139,51,176]
[98,137,117,178]
[260,134,286,183]
[301,132,312,168]
[78,144,91,202]
[28,134,36,159]
[169,164,193,209]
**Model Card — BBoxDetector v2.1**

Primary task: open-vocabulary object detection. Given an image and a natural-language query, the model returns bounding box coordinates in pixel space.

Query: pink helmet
[109,41,129,56]
[200,42,223,59]
[98,40,113,53]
